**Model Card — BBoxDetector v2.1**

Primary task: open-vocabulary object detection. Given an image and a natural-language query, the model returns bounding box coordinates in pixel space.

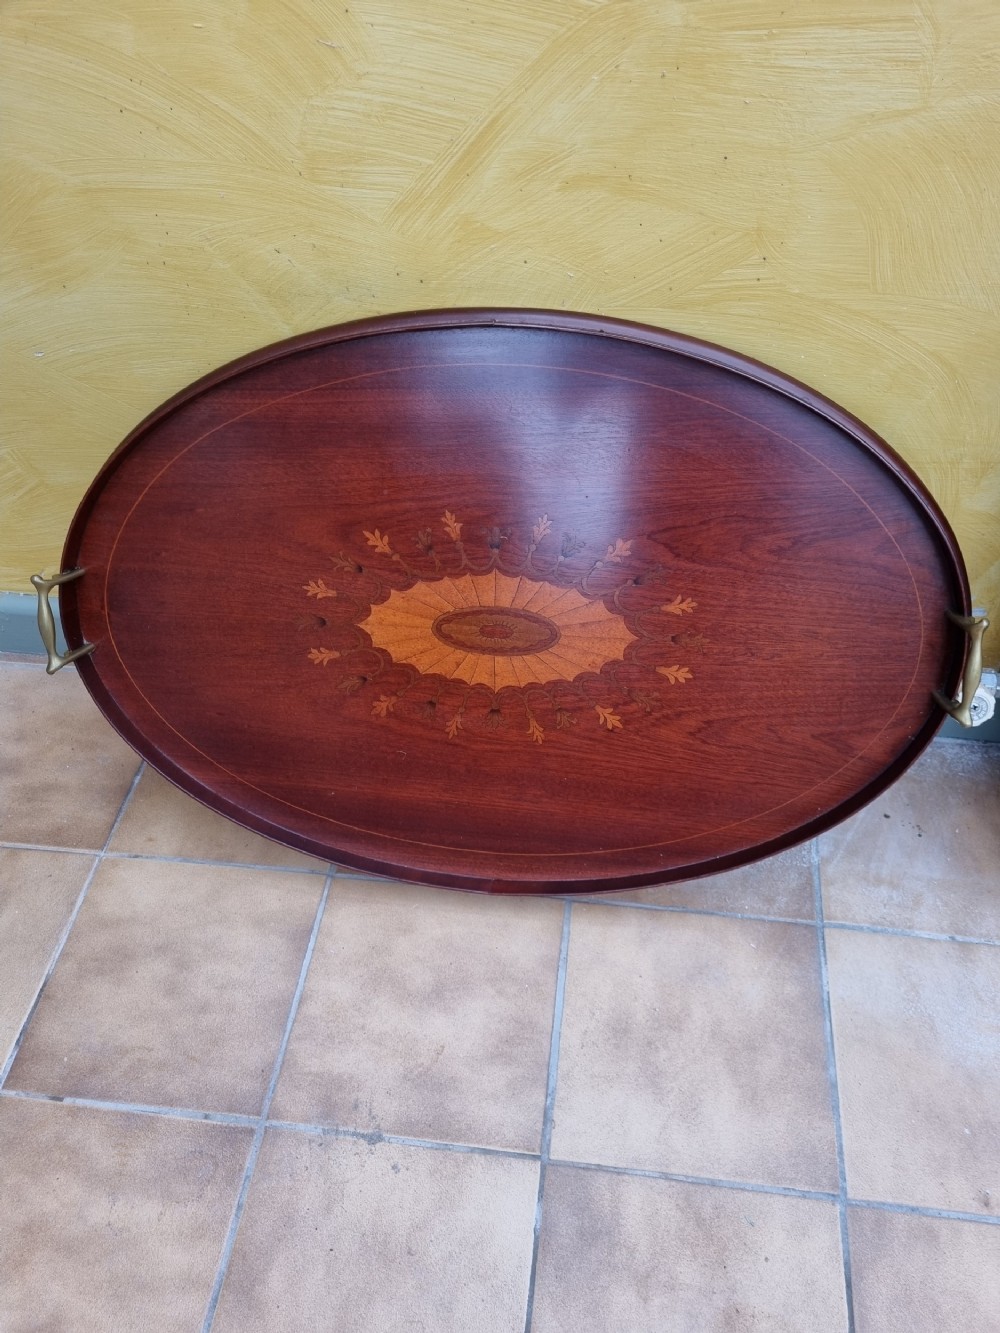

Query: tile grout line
[1,842,105,857]
[104,851,332,876]
[3,1091,997,1225]
[0,1087,258,1127]
[0,762,146,1089]
[548,1158,838,1202]
[2,839,997,947]
[848,1197,1000,1226]
[522,898,572,1333]
[561,897,1000,949]
[824,919,1000,948]
[200,869,333,1333]
[265,1119,542,1160]
[551,1163,1000,1225]
[812,839,857,1333]
[0,841,333,876]
[556,897,817,927]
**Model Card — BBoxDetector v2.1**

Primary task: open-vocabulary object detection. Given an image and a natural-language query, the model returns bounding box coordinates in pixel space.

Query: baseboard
[940,710,1000,742]
[0,591,54,657]
[1,589,996,739]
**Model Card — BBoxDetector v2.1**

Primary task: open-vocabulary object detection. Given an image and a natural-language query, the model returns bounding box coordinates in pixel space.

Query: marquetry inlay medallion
[298,511,705,743]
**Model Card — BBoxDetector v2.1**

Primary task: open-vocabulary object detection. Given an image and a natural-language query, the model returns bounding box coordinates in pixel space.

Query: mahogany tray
[51,310,969,894]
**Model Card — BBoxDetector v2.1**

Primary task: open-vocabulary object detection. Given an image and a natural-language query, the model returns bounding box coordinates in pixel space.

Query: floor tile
[827,929,1000,1213]
[849,1208,1000,1333]
[108,765,327,869]
[820,740,1000,941]
[604,843,815,918]
[0,663,140,849]
[0,849,95,1070]
[271,878,563,1151]
[6,858,322,1114]
[212,1130,538,1333]
[550,907,837,1189]
[532,1167,847,1332]
[0,1096,249,1333]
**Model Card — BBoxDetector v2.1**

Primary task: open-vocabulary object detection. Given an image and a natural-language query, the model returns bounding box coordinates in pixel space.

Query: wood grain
[58,311,967,893]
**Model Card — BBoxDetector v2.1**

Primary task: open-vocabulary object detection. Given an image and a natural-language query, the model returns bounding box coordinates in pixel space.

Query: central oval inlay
[432,606,561,655]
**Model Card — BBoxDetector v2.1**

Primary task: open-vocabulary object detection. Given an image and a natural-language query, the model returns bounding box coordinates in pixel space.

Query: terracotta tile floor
[1,658,998,1332]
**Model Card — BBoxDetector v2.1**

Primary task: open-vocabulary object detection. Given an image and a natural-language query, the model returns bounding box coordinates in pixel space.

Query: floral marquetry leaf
[308,647,341,666]
[657,665,693,684]
[662,596,697,615]
[604,538,633,563]
[303,578,337,599]
[627,689,658,714]
[363,529,392,555]
[595,705,624,731]
[330,552,360,573]
[441,510,463,541]
[371,695,396,718]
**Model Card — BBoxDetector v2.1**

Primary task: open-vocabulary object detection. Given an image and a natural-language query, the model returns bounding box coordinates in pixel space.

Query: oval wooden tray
[59,310,968,893]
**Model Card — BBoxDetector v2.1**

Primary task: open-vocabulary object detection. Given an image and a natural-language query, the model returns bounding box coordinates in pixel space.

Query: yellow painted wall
[3,0,998,655]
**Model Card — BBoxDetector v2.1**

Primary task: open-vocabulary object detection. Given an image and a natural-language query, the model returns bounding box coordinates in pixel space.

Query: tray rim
[60,307,969,573]
[57,308,971,893]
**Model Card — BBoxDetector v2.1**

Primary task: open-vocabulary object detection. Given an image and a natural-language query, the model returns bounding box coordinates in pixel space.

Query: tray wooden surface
[59,310,968,893]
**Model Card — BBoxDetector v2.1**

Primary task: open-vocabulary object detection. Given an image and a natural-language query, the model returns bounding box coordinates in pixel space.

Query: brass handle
[30,569,96,675]
[933,610,989,727]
